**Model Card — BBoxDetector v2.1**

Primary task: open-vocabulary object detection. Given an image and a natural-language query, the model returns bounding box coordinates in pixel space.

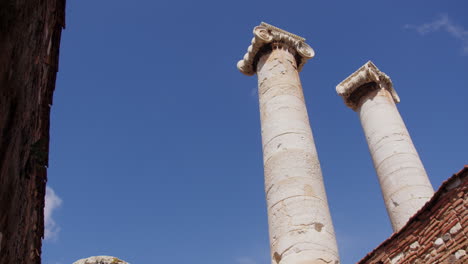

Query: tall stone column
[336,61,434,232]
[238,22,340,264]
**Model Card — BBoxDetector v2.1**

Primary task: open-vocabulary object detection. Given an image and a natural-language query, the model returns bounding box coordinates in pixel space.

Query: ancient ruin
[336,61,435,231]
[238,22,340,264]
[0,6,464,260]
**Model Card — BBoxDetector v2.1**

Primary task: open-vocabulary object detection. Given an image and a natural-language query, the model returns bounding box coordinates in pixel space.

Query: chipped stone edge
[237,22,315,76]
[336,61,400,109]
[73,256,129,264]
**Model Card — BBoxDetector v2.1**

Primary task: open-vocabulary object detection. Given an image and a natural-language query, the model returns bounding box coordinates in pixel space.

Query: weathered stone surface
[238,23,339,264]
[0,1,65,264]
[336,61,398,110]
[237,22,314,76]
[73,256,129,264]
[336,61,434,232]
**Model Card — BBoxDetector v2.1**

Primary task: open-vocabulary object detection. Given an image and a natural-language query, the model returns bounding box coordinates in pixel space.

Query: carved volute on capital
[237,22,315,76]
[336,61,400,110]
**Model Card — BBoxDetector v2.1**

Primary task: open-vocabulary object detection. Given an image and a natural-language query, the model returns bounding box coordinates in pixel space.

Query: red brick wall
[0,1,65,263]
[359,167,467,264]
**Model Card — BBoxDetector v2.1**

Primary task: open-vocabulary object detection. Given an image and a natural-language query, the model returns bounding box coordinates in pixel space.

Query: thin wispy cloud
[236,257,257,264]
[44,186,62,241]
[405,14,468,55]
[250,86,258,98]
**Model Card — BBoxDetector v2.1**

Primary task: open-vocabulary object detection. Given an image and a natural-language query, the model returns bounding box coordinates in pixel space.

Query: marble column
[336,61,434,232]
[238,22,340,264]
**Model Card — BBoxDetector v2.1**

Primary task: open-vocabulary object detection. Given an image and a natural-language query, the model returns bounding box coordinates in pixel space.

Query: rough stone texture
[257,46,339,264]
[0,1,65,264]
[237,22,314,76]
[358,87,434,231]
[73,256,129,264]
[358,166,468,264]
[336,61,399,110]
[238,23,339,264]
[336,62,434,232]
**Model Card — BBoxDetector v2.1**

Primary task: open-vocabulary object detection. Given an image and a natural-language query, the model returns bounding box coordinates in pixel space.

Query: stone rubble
[73,256,129,264]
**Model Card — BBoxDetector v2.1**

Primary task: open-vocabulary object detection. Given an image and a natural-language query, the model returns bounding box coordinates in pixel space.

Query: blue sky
[42,1,467,263]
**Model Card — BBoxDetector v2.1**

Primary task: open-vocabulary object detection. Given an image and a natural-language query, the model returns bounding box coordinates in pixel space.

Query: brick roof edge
[357,165,468,264]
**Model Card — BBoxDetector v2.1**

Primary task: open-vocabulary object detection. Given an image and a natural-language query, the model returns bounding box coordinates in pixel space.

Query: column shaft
[257,46,339,264]
[358,87,434,231]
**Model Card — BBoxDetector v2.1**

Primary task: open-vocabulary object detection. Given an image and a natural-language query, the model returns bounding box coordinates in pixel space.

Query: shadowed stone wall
[0,1,65,263]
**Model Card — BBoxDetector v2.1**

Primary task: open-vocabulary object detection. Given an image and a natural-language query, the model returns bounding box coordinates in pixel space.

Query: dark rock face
[0,1,65,263]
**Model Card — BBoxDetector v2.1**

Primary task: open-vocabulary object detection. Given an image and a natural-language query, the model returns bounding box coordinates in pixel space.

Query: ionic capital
[336,61,400,110]
[237,22,315,76]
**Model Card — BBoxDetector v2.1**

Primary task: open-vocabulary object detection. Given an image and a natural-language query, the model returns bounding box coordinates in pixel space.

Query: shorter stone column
[336,61,434,231]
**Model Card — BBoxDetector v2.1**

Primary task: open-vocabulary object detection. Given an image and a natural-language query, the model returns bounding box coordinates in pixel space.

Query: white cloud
[405,14,468,55]
[44,186,62,241]
[236,257,257,264]
[250,86,258,97]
